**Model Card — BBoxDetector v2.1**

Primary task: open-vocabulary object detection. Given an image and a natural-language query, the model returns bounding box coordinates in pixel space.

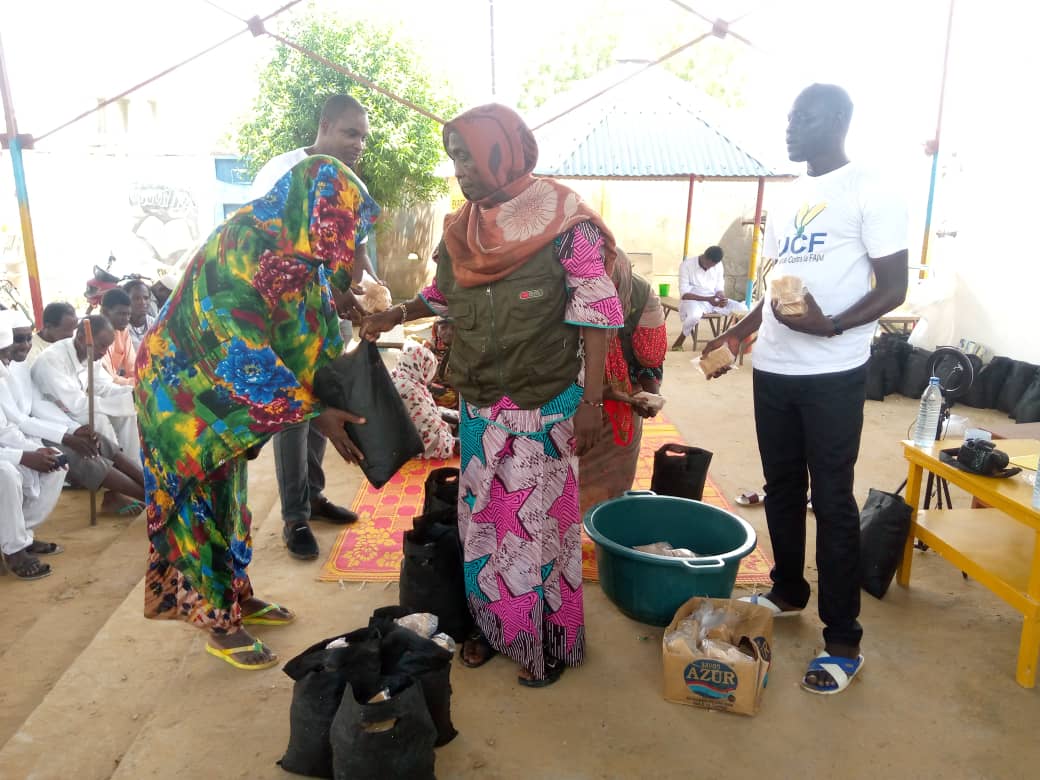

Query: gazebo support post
[746,176,765,308]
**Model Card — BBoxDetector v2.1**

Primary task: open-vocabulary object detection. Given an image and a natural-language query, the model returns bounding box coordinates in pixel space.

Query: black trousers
[753,363,867,654]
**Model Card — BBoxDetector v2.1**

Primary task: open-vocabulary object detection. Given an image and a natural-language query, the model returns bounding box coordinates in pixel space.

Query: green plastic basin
[583,490,757,626]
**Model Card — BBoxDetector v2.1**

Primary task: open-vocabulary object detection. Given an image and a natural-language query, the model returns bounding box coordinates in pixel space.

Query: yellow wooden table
[896,439,1040,687]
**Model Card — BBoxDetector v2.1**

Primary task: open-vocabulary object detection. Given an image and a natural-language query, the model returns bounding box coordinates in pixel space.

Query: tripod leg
[942,478,953,509]
[916,472,936,551]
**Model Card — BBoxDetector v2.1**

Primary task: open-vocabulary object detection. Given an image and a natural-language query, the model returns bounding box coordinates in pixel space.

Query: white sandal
[801,651,864,695]
[738,593,803,618]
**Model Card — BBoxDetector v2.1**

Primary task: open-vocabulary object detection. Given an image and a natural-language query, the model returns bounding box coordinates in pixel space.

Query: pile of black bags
[279,466,472,779]
[278,608,456,780]
[865,334,1040,422]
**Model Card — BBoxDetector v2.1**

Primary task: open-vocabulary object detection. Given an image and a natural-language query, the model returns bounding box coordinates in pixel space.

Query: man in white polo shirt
[672,245,748,350]
[703,83,908,695]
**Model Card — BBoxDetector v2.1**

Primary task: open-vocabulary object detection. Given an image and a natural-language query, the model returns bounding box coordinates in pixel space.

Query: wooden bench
[877,315,920,336]
[662,297,741,351]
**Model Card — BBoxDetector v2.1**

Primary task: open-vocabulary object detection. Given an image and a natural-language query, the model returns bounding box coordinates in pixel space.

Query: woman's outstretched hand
[313,407,366,464]
[360,309,401,342]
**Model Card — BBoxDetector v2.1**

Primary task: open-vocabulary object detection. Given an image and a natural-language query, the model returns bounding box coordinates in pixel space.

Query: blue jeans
[753,363,867,655]
[273,422,327,524]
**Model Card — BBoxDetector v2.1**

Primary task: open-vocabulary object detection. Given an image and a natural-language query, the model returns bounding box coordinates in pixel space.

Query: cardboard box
[662,597,774,716]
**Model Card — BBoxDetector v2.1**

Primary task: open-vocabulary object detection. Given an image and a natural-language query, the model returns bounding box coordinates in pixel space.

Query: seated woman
[391,340,456,460]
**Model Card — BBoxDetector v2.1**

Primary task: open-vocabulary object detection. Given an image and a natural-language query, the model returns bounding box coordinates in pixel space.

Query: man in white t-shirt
[249,94,379,559]
[672,245,748,350]
[703,84,908,695]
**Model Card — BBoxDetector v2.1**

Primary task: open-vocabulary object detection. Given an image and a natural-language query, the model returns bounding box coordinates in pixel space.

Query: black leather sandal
[518,655,566,688]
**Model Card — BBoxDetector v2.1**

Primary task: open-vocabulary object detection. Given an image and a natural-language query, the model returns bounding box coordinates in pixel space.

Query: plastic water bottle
[1032,466,1040,510]
[912,377,943,447]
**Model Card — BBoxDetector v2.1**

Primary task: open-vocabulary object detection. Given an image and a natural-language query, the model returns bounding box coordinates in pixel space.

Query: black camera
[956,439,1009,476]
[55,453,69,469]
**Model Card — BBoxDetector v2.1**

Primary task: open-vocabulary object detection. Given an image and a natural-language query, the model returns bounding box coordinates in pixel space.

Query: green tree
[238,16,458,210]
[518,35,619,111]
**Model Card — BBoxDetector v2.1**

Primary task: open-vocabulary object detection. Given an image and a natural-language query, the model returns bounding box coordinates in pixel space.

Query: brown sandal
[459,631,497,668]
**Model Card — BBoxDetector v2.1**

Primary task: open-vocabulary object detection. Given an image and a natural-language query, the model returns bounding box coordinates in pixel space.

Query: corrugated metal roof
[531,66,789,180]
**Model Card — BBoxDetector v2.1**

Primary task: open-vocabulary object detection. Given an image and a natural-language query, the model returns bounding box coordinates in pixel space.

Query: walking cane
[83,318,97,527]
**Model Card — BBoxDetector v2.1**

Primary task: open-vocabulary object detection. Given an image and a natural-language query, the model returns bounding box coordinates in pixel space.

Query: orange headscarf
[442,104,617,288]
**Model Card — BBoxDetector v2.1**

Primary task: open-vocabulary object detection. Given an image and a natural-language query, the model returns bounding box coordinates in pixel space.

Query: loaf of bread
[770,275,807,316]
[699,344,736,376]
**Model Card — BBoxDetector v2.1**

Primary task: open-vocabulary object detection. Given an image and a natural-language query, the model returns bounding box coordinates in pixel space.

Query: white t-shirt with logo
[248,148,368,244]
[755,162,907,376]
[679,256,724,298]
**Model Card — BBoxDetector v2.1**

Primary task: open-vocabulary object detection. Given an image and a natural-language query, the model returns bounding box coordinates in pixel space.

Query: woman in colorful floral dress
[135,157,378,670]
[362,105,621,687]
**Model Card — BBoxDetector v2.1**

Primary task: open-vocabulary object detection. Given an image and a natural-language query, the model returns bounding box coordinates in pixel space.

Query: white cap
[0,307,33,330]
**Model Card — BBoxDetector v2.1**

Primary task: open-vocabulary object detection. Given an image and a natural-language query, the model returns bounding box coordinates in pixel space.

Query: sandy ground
[2,320,1039,780]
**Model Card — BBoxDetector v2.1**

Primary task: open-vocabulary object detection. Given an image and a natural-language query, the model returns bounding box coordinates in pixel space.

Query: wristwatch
[829,316,844,336]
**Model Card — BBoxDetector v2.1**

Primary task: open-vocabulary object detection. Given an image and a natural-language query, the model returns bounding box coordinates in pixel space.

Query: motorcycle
[84,254,151,313]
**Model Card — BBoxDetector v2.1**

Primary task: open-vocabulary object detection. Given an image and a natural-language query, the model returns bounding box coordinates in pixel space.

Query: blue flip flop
[801,651,864,695]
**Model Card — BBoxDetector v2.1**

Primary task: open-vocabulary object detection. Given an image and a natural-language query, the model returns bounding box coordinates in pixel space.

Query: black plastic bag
[899,348,933,399]
[865,350,885,402]
[997,362,1040,415]
[367,613,457,747]
[883,334,912,396]
[399,518,473,642]
[331,676,437,780]
[279,628,384,778]
[866,332,910,400]
[313,340,424,488]
[423,467,459,515]
[1014,372,1040,423]
[650,444,712,501]
[960,356,1014,409]
[859,489,913,599]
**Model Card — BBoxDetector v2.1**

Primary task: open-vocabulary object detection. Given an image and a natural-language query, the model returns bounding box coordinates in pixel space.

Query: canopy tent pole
[0,34,44,328]
[920,0,956,279]
[746,176,765,307]
[681,175,695,259]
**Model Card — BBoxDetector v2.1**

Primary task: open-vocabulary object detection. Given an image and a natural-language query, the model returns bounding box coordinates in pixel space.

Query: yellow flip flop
[242,602,296,626]
[205,639,279,671]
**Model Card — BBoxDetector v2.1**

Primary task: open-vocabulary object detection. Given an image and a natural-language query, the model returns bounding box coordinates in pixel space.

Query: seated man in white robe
[0,319,66,580]
[672,245,748,350]
[0,310,145,516]
[31,315,140,464]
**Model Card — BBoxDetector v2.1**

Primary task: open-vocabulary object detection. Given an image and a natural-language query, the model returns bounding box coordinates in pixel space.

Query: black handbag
[650,444,713,501]
[313,340,424,488]
[859,488,913,600]
[330,676,437,780]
